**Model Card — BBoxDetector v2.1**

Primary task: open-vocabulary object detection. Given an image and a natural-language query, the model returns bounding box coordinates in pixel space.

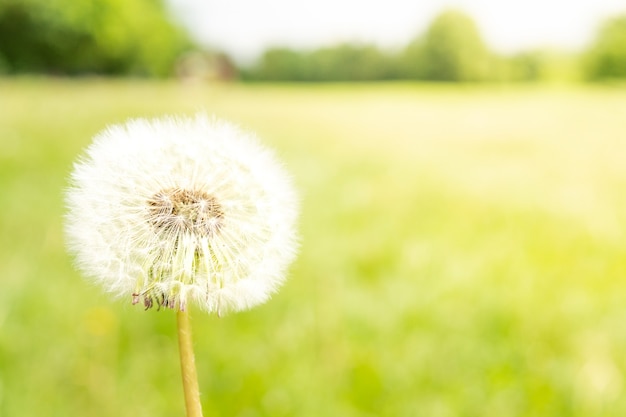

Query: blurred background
[2,1,626,416]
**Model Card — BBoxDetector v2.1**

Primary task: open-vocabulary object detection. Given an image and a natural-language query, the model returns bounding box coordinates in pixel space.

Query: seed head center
[148,188,223,236]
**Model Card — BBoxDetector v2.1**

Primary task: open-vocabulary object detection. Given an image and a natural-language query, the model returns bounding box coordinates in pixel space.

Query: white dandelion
[65,114,298,315]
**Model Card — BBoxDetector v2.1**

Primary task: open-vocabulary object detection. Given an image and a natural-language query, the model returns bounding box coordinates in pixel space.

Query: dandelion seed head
[65,114,298,314]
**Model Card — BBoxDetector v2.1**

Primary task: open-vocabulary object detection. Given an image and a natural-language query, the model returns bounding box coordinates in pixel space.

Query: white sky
[166,0,626,63]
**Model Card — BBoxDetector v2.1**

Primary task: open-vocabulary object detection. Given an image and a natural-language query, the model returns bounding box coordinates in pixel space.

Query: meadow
[1,78,626,416]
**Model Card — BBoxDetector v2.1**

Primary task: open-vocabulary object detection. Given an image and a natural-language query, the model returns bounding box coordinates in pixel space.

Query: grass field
[2,78,626,417]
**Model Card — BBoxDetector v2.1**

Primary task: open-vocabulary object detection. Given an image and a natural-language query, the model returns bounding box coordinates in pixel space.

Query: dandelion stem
[177,308,204,417]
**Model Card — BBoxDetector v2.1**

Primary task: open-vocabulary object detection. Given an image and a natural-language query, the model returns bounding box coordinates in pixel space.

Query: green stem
[177,309,204,417]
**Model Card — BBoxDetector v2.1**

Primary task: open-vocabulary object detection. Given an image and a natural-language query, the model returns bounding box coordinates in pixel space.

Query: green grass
[2,78,626,416]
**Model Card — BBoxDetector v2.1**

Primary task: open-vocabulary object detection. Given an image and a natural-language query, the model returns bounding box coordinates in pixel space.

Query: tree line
[1,1,625,82]
[242,10,626,82]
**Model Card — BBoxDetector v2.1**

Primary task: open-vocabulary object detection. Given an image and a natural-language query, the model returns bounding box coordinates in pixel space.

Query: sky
[167,0,626,63]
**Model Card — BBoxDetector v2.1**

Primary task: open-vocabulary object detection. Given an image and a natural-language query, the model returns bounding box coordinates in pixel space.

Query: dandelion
[65,113,298,314]
[64,114,299,417]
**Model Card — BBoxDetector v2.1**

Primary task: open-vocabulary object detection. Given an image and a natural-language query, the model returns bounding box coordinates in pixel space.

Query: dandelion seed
[65,114,299,314]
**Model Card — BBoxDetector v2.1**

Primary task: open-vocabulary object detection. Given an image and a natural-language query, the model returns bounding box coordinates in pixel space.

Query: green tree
[246,48,307,81]
[584,14,626,80]
[402,9,493,81]
[0,0,192,76]
[307,44,396,81]
[244,44,397,82]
